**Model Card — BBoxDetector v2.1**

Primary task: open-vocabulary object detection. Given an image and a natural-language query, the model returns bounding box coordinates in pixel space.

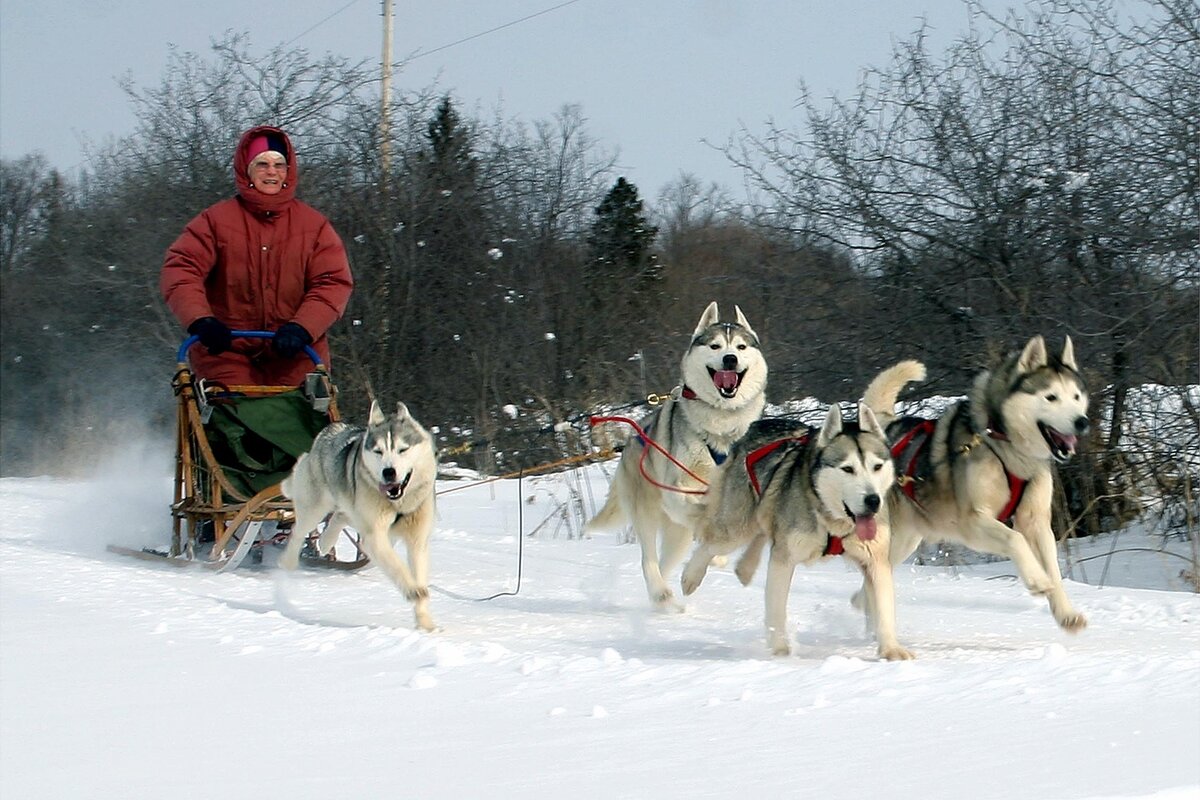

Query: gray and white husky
[862,336,1090,632]
[280,400,439,631]
[681,403,913,660]
[585,301,768,610]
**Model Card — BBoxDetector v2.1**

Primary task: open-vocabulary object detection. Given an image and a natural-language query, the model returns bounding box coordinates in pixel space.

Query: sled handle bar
[178,330,322,366]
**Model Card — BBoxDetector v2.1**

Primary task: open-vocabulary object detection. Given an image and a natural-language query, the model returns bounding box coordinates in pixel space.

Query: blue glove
[272,322,312,358]
[188,317,232,355]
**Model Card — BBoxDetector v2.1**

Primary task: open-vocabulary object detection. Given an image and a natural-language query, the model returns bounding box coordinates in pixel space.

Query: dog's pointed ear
[858,402,885,438]
[733,305,758,342]
[1061,336,1078,370]
[395,402,409,420]
[818,404,844,447]
[694,301,719,336]
[368,400,384,425]
[1018,335,1048,373]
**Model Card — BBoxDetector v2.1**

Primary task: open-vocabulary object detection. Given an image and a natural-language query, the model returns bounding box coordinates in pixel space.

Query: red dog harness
[744,435,808,497]
[889,418,1028,526]
[890,419,936,505]
[743,433,843,556]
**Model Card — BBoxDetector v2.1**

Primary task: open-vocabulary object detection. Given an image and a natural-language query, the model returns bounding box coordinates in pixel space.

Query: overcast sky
[0,0,987,197]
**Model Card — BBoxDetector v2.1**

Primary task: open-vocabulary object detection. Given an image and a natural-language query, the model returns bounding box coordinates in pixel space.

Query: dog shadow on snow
[467,591,777,662]
[191,571,418,630]
[196,593,392,629]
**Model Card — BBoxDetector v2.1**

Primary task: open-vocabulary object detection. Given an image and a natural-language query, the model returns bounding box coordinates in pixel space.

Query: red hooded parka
[161,126,353,386]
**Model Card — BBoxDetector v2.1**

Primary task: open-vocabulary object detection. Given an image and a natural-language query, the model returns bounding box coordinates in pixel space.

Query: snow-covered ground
[1,442,1197,800]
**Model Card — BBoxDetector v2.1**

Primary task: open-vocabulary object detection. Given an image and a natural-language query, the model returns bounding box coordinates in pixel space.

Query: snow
[1,443,1198,800]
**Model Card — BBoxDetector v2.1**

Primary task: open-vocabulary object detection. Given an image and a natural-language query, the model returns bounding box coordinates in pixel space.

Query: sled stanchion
[210,484,282,562]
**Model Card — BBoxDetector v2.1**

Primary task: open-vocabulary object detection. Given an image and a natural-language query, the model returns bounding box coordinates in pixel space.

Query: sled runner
[108,331,369,572]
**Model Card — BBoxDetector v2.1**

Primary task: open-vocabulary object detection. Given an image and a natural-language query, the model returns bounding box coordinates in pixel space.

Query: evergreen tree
[579,177,663,399]
[586,177,660,294]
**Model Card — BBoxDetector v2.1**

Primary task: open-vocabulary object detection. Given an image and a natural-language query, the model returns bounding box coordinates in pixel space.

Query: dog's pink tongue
[712,370,738,390]
[854,515,877,541]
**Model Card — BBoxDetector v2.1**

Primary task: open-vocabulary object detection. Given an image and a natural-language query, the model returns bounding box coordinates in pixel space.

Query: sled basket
[147,331,369,571]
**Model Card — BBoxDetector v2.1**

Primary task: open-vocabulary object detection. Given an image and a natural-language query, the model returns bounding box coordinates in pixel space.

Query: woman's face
[249,155,287,195]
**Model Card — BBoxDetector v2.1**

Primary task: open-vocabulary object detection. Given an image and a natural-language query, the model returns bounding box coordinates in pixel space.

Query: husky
[862,336,1090,632]
[585,301,768,610]
[681,403,913,660]
[280,400,439,631]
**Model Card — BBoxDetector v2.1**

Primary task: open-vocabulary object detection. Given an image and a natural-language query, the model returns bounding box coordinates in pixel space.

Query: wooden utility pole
[380,0,394,178]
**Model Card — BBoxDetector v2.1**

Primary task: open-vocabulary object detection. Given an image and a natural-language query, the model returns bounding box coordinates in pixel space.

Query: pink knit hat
[246,133,287,165]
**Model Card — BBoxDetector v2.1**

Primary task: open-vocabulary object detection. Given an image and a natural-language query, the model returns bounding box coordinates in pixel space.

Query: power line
[286,0,585,56]
[409,0,585,62]
[284,0,365,47]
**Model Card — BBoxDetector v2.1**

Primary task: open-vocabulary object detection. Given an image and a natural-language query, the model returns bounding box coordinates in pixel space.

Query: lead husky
[280,400,439,631]
[585,302,768,610]
[681,403,913,660]
[862,336,1090,632]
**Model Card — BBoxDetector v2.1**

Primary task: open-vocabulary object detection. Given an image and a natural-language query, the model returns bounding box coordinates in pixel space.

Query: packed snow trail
[1,472,1197,799]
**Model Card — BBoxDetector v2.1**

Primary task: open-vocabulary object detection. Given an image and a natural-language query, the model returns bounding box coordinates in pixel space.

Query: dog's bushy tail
[584,490,627,533]
[863,360,926,427]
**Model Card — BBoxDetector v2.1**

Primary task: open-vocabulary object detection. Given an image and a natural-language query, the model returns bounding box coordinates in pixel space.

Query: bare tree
[731,0,1198,535]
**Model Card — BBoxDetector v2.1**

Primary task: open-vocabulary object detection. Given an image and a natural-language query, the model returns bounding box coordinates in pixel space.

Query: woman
[161,125,353,386]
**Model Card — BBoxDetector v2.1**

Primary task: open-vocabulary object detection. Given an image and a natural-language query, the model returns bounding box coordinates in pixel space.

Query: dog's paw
[652,589,685,613]
[680,567,706,596]
[1056,610,1088,633]
[734,560,757,587]
[414,614,438,632]
[767,629,791,656]
[879,643,916,661]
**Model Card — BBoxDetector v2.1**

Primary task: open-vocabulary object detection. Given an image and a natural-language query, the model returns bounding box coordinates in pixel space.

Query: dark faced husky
[681,403,913,661]
[863,336,1090,632]
[585,302,768,610]
[280,401,439,631]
